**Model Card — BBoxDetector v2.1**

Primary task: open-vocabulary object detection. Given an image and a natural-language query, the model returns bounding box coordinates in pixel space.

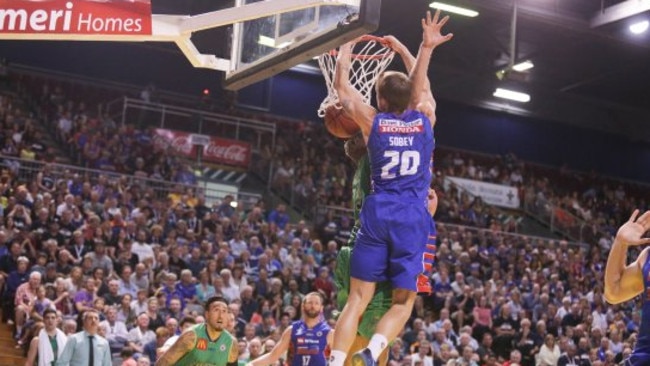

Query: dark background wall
[1,40,649,182]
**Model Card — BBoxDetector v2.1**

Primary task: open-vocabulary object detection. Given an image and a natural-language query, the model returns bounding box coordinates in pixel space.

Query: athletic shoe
[351,348,376,366]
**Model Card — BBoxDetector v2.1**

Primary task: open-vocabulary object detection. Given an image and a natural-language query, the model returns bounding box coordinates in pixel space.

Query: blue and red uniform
[351,110,435,292]
[625,254,650,365]
[287,320,331,366]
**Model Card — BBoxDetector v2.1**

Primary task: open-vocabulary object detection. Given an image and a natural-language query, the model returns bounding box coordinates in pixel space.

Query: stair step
[0,345,26,356]
[0,354,26,365]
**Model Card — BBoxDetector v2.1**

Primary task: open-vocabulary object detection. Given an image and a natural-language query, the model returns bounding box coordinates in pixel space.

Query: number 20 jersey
[288,320,331,366]
[367,110,434,200]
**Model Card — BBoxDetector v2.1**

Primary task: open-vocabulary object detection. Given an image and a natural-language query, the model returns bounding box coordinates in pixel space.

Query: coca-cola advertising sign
[153,129,251,168]
[0,0,152,35]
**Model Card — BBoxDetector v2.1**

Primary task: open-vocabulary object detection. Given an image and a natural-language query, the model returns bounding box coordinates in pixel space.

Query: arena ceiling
[2,0,649,142]
[371,0,650,142]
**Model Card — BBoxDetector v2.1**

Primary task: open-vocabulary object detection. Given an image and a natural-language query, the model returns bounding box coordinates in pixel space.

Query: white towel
[37,328,67,366]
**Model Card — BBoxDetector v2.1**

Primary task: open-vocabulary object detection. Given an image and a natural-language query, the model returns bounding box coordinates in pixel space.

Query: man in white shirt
[131,231,155,265]
[410,339,433,366]
[130,263,150,292]
[127,313,156,353]
[220,269,241,302]
[229,231,248,258]
[99,307,129,353]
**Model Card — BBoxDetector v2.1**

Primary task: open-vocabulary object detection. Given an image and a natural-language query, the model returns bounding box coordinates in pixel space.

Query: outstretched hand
[616,209,650,246]
[422,10,453,49]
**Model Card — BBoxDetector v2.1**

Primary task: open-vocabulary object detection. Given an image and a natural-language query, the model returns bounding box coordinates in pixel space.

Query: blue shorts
[350,194,436,292]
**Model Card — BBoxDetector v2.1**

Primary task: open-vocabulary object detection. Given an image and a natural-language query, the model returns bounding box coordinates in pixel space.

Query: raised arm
[385,36,435,114]
[604,210,650,304]
[333,40,376,138]
[247,326,292,366]
[409,10,453,122]
[157,328,197,366]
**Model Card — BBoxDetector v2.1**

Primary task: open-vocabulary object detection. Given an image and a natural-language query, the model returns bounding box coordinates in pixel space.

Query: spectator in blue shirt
[267,204,289,231]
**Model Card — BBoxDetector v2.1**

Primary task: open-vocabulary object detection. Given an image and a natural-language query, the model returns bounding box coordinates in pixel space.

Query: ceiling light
[429,2,479,17]
[258,35,292,49]
[493,88,530,103]
[630,20,649,34]
[512,60,534,72]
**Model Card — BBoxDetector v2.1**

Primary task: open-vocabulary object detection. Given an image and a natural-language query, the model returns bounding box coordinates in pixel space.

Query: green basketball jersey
[175,323,235,366]
[335,155,392,339]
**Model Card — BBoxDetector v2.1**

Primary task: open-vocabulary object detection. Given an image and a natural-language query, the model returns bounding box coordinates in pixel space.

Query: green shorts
[335,245,392,339]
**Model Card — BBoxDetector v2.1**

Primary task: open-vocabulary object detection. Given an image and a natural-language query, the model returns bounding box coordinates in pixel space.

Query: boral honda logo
[378,118,424,134]
[0,0,152,35]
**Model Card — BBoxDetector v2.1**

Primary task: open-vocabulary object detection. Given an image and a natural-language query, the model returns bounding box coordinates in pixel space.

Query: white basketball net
[317,36,395,118]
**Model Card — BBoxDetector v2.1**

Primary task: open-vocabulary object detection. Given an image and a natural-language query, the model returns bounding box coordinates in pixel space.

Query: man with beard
[157,296,238,366]
[246,292,332,366]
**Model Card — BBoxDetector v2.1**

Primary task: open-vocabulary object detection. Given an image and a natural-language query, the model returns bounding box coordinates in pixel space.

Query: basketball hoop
[317,35,395,118]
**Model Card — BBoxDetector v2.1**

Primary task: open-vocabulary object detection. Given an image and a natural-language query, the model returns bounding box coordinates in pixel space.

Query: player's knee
[391,289,416,306]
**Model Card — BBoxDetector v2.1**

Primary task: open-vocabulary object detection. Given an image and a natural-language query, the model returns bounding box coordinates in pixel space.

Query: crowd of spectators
[0,72,649,366]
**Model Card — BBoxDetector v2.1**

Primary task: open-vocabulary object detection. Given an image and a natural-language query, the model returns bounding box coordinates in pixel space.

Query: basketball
[323,105,360,139]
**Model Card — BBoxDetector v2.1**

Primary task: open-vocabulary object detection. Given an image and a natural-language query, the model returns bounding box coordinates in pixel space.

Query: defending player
[329,10,452,366]
[604,209,650,366]
[157,296,238,366]
[245,292,332,366]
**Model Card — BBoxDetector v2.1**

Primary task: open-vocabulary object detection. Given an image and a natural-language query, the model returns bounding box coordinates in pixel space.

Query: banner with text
[152,129,251,168]
[445,176,520,209]
[0,0,152,35]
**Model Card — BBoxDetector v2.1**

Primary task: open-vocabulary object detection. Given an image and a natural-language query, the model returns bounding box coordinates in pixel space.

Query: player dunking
[604,210,650,366]
[246,292,332,366]
[157,296,238,366]
[335,45,439,363]
[329,10,452,366]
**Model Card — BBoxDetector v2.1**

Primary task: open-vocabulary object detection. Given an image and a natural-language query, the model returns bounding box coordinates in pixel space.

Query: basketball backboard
[225,0,380,90]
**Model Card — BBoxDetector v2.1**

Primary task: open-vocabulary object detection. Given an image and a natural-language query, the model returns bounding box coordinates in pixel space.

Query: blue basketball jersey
[287,320,330,366]
[631,254,650,362]
[366,110,434,201]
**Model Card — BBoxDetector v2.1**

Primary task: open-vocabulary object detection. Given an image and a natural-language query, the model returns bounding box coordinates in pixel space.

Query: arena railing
[522,194,596,244]
[1,156,261,210]
[104,96,277,186]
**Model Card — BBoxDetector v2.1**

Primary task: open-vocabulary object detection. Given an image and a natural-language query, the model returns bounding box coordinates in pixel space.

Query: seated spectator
[127,312,156,353]
[100,306,129,353]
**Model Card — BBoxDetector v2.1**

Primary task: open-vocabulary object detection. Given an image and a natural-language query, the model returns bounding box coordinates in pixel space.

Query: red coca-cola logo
[153,129,250,167]
[204,142,249,163]
[169,136,194,155]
